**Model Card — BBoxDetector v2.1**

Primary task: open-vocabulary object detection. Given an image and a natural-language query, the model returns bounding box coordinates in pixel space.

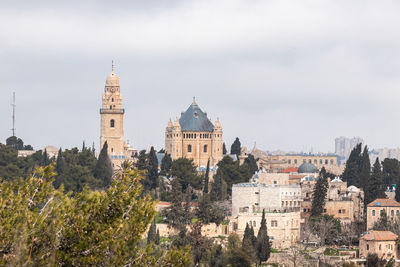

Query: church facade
[100,67,135,166]
[165,99,223,167]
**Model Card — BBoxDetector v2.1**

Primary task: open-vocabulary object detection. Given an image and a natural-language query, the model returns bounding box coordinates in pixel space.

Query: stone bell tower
[100,64,126,159]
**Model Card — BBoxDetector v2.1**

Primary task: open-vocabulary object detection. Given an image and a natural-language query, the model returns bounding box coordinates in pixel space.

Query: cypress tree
[244,154,258,174]
[366,158,386,205]
[210,171,227,201]
[230,137,241,156]
[250,225,257,248]
[342,143,362,186]
[42,149,50,166]
[256,210,271,266]
[242,223,255,257]
[93,141,113,188]
[359,146,371,191]
[147,219,157,244]
[396,184,400,202]
[223,143,227,155]
[204,159,210,194]
[147,146,159,190]
[56,148,65,175]
[310,167,329,217]
[136,150,148,171]
[160,153,172,177]
[82,141,86,151]
[155,229,160,245]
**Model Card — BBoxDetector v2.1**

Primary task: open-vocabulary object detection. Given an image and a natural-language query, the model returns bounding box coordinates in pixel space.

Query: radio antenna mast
[11,92,16,136]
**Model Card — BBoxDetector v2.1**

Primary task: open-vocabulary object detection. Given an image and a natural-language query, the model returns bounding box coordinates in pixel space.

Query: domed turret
[105,71,120,87]
[167,119,173,128]
[214,118,222,129]
[298,162,318,173]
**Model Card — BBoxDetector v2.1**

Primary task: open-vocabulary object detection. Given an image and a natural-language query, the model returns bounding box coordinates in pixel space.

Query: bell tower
[100,64,125,159]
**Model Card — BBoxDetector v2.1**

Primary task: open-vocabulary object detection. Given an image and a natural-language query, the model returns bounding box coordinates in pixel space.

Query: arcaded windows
[204,145,208,153]
[110,119,115,128]
[188,144,192,153]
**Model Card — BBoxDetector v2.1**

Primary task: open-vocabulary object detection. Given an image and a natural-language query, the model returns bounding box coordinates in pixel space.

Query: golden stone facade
[100,68,133,165]
[165,99,223,167]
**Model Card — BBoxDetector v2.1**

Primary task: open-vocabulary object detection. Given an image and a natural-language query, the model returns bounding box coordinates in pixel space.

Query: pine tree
[223,142,227,155]
[311,167,329,217]
[147,219,157,244]
[93,141,113,188]
[256,210,271,266]
[204,159,210,194]
[366,158,386,205]
[56,148,65,175]
[230,137,241,156]
[342,143,362,186]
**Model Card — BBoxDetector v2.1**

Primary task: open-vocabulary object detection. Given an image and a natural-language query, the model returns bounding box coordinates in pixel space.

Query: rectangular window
[294,159,297,164]
[372,210,376,216]
[271,220,278,227]
[288,159,291,164]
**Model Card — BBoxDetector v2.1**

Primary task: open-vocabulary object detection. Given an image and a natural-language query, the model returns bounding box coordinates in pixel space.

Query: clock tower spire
[100,64,126,163]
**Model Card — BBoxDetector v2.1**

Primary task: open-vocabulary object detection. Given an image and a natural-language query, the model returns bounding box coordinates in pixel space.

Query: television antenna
[11,92,16,136]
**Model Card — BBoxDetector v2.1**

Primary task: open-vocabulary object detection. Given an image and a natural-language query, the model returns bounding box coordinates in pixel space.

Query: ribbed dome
[298,163,318,173]
[105,71,119,87]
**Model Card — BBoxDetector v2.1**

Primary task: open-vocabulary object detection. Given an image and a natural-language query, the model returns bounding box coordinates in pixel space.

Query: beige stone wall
[367,206,400,230]
[232,183,302,216]
[156,223,228,238]
[360,239,398,260]
[232,212,301,249]
[256,172,290,185]
[165,123,223,167]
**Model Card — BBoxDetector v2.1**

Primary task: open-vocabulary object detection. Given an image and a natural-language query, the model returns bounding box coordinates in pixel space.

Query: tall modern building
[335,136,364,160]
[165,99,223,167]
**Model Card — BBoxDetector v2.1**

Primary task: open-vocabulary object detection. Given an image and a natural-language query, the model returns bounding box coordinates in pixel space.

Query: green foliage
[359,146,371,191]
[225,233,253,267]
[6,135,33,150]
[382,158,400,186]
[256,210,271,265]
[311,167,329,217]
[244,154,258,175]
[373,210,390,230]
[160,153,172,177]
[0,163,191,266]
[242,223,256,259]
[196,193,225,225]
[323,248,339,256]
[366,158,386,205]
[203,158,210,194]
[93,141,113,188]
[136,150,148,171]
[147,219,158,245]
[223,142,227,155]
[145,146,159,191]
[210,170,227,201]
[171,158,202,191]
[230,137,241,156]
[342,143,362,186]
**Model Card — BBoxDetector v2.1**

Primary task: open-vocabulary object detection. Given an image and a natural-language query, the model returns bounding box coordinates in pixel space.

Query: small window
[254,203,259,206]
[188,144,192,152]
[294,159,297,164]
[303,159,306,163]
[367,244,369,250]
[320,159,323,164]
[112,98,114,102]
[323,209,327,213]
[111,148,114,153]
[110,105,112,110]
[308,159,311,163]
[339,209,342,214]
[288,159,291,164]
[392,210,394,217]
[110,119,115,128]
[271,220,278,227]
[203,145,207,153]
[330,159,334,164]
[397,210,399,216]
[325,160,328,164]
[372,210,376,216]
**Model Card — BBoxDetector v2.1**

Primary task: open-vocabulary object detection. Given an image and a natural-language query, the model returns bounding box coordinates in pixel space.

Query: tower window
[188,144,192,153]
[203,145,207,153]
[110,119,115,128]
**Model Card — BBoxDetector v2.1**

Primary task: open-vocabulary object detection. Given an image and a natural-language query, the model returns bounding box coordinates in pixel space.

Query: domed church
[165,98,223,167]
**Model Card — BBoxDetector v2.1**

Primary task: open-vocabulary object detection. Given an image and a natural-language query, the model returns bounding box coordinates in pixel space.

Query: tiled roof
[179,101,214,132]
[360,231,398,241]
[367,198,400,207]
[280,167,298,173]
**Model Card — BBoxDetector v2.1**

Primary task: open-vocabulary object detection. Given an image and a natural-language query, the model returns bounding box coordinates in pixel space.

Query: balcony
[100,108,125,114]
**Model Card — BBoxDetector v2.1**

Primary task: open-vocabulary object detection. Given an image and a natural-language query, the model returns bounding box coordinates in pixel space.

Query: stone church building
[100,67,135,166]
[165,99,223,167]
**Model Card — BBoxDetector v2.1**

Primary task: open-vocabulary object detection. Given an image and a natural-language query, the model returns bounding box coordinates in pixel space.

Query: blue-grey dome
[179,100,214,132]
[298,163,318,173]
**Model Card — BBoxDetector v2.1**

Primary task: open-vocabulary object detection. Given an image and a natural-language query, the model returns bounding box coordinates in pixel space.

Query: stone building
[99,67,135,166]
[367,198,400,230]
[250,145,343,175]
[165,99,223,167]
[359,230,398,260]
[301,177,364,224]
[232,183,302,216]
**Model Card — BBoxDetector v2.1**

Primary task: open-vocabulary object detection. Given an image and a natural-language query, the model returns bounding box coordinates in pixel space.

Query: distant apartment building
[335,136,364,160]
[370,148,400,164]
[301,177,364,224]
[231,183,302,216]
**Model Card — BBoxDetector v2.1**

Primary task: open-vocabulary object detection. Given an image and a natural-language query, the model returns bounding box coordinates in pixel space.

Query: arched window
[203,145,208,153]
[110,105,112,110]
[188,144,192,153]
[112,98,114,102]
[110,119,115,128]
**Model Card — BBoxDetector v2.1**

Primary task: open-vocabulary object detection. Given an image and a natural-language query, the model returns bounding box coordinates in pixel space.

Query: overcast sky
[1,0,400,153]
